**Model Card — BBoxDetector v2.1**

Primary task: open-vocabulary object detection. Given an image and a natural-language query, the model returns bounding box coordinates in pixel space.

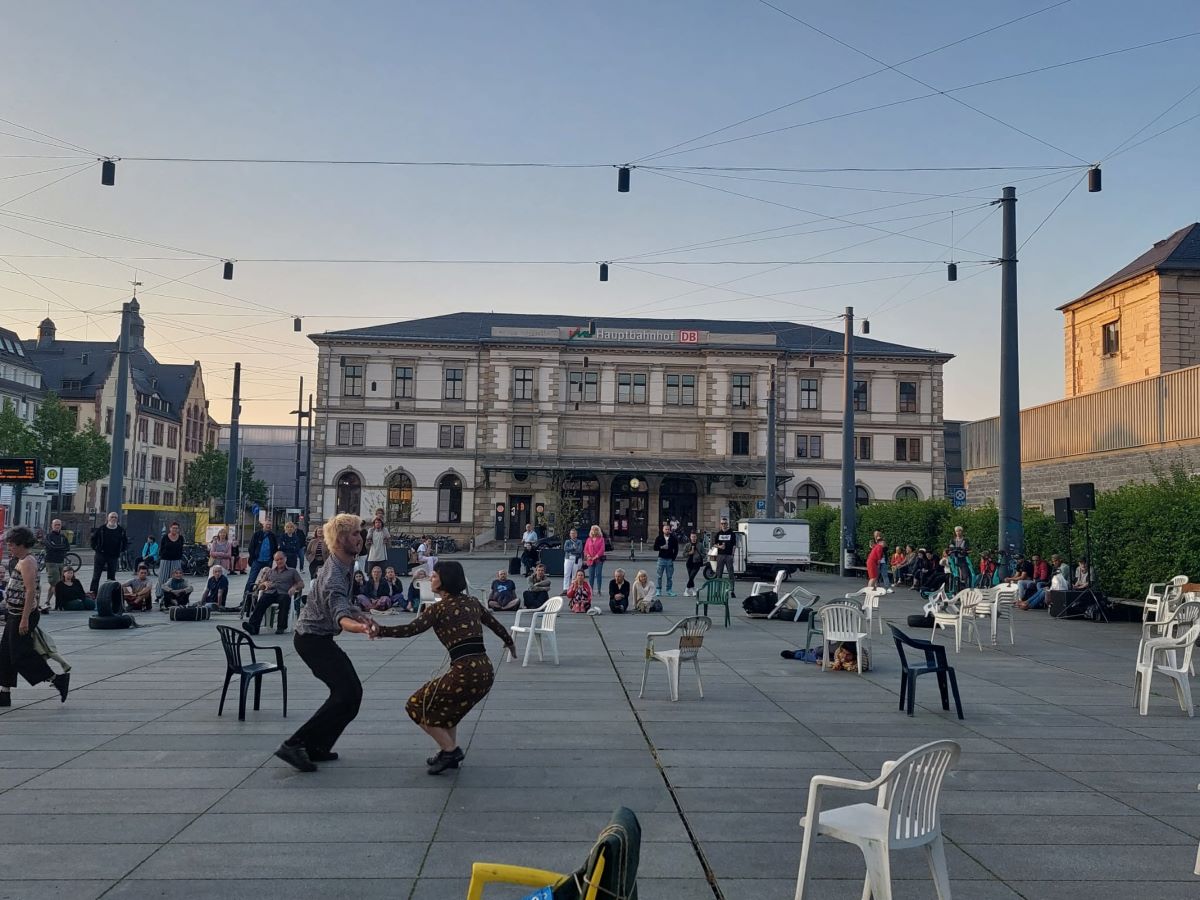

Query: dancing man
[274,514,375,773]
[371,560,515,774]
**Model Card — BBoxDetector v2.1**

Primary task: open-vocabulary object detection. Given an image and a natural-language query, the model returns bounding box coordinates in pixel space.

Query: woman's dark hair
[5,525,35,548]
[353,570,365,583]
[434,560,469,597]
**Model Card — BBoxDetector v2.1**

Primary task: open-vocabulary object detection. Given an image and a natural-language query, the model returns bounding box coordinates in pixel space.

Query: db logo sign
[678,330,700,344]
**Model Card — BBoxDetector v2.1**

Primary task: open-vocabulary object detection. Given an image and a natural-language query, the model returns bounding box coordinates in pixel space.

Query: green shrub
[798,505,838,561]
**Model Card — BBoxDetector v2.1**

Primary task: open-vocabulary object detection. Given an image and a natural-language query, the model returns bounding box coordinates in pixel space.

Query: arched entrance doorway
[561,474,600,533]
[335,471,361,515]
[610,475,649,541]
[658,477,698,532]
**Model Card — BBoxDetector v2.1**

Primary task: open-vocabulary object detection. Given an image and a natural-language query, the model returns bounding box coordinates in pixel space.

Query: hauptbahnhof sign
[490,326,774,346]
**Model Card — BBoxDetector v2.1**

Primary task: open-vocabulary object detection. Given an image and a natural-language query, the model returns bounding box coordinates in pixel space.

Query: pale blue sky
[1,0,1198,423]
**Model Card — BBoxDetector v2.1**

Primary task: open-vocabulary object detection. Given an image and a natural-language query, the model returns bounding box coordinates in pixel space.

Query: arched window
[335,471,361,515]
[895,486,920,502]
[855,485,870,507]
[437,474,462,523]
[797,483,821,509]
[387,472,413,525]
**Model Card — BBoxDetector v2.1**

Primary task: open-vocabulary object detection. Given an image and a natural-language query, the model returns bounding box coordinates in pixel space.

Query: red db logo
[679,330,699,344]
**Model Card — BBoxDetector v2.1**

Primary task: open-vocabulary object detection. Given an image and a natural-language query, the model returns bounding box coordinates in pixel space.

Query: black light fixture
[599,263,609,282]
[293,316,302,332]
[617,166,631,193]
[101,159,116,186]
[861,319,870,335]
[947,262,958,282]
[222,260,234,280]
[1088,166,1102,193]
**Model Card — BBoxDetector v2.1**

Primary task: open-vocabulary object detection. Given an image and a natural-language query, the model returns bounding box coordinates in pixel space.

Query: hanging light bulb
[617,166,631,193]
[293,317,302,332]
[861,319,870,335]
[101,159,116,186]
[222,261,234,280]
[1088,166,1102,193]
[947,262,958,282]
[599,263,609,282]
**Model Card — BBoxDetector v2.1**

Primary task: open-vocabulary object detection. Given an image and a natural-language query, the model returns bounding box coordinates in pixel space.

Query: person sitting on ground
[378,566,406,612]
[1020,556,1069,610]
[896,544,918,585]
[523,564,551,609]
[123,565,154,611]
[565,569,592,613]
[487,568,519,612]
[889,546,905,582]
[1031,554,1051,585]
[1073,559,1091,590]
[910,549,931,589]
[351,570,373,610]
[608,569,630,614]
[202,565,229,608]
[356,565,388,611]
[407,568,427,610]
[161,569,193,609]
[632,569,659,613]
[245,551,305,634]
[51,567,87,611]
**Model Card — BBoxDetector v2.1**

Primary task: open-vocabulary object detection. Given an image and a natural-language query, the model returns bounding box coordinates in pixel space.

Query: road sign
[61,467,79,493]
[43,465,61,489]
[0,458,38,482]
[755,499,767,510]
[952,488,966,508]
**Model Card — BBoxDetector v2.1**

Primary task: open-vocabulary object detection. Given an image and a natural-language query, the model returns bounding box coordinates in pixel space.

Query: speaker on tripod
[1061,483,1107,622]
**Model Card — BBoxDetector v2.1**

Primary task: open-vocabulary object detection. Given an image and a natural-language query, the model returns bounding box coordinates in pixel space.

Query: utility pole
[106,299,135,514]
[291,376,305,508]
[839,306,856,577]
[997,186,1023,567]
[223,362,241,526]
[765,364,777,517]
[303,392,313,519]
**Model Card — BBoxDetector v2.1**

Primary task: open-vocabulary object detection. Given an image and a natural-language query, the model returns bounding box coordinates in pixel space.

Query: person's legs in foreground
[282,634,362,767]
[1,610,62,705]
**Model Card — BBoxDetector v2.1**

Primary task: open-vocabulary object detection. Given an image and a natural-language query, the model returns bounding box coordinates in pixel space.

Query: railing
[963,363,1200,470]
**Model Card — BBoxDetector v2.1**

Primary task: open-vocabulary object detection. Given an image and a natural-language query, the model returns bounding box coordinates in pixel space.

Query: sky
[1,0,1198,425]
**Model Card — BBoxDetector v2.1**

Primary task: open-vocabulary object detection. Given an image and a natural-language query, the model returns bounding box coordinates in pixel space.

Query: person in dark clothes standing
[274,514,375,773]
[243,522,279,606]
[89,512,128,596]
[653,523,679,597]
[42,518,70,601]
[713,515,738,598]
[156,522,185,604]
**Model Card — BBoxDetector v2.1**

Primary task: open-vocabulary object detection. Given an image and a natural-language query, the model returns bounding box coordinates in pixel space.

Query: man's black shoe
[308,749,339,762]
[52,673,70,703]
[274,742,317,772]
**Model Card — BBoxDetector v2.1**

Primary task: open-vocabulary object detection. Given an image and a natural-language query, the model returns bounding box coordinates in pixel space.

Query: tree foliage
[180,448,269,508]
[0,394,109,484]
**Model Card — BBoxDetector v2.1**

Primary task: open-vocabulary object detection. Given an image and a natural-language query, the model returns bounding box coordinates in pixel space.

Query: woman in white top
[366,516,390,570]
[631,569,658,613]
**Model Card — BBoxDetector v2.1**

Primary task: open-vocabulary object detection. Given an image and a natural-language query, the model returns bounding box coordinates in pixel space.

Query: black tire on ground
[88,614,135,630]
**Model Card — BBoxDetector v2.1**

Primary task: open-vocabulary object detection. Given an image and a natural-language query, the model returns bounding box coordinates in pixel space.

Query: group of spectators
[487,563,664,615]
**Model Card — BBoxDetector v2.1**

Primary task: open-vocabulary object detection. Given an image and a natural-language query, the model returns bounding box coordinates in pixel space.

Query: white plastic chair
[639,616,711,701]
[1136,600,1200,677]
[794,739,961,900]
[508,596,563,667]
[771,584,820,622]
[975,583,1018,646]
[931,589,983,653]
[1134,602,1200,716]
[750,569,786,598]
[818,602,870,675]
[846,587,888,635]
[1144,575,1188,622]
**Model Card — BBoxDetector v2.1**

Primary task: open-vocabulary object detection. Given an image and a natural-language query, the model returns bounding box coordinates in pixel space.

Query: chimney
[37,317,56,348]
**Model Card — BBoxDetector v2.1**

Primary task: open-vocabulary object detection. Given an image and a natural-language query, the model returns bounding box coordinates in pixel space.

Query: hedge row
[798,468,1200,598]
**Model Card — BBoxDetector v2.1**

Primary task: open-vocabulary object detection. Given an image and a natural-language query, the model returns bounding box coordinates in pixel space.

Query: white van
[705,518,811,580]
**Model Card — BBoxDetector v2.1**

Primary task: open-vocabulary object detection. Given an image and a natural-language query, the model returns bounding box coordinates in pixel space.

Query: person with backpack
[89,512,129,596]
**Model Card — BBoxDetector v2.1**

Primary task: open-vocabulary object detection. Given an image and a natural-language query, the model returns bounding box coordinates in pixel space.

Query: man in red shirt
[866,536,886,589]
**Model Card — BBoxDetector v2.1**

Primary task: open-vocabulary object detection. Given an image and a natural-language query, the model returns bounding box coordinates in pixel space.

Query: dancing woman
[371,560,516,774]
[274,514,375,773]
[1,526,69,706]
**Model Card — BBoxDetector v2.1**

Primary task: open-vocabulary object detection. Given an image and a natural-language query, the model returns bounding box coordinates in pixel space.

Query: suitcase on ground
[169,606,211,622]
[508,555,522,575]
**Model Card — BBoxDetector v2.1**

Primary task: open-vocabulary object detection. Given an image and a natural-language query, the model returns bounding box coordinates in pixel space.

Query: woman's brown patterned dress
[375,593,514,728]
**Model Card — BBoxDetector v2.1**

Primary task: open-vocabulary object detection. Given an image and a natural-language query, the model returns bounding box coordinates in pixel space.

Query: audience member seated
[123,565,154,611]
[565,569,592,613]
[487,568,519,612]
[406,568,427,610]
[608,569,630,613]
[357,565,388,611]
[378,566,406,612]
[632,569,659,613]
[919,551,946,593]
[350,570,371,609]
[51,566,87,610]
[1020,563,1069,610]
[160,569,193,609]
[523,564,551,609]
[1031,554,1051,585]
[245,551,304,635]
[1073,559,1091,590]
[202,565,229,608]
[1006,554,1036,599]
[136,534,160,574]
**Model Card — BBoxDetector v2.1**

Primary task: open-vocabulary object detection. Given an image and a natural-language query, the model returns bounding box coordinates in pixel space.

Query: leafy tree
[239,458,269,508]
[0,400,36,457]
[180,448,269,509]
[30,394,110,483]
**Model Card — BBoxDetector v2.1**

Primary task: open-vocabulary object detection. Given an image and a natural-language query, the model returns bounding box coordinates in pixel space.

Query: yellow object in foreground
[466,854,608,900]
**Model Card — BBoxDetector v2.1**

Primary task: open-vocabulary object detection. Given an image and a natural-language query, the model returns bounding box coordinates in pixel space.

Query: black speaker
[1068,482,1096,512]
[1054,497,1074,526]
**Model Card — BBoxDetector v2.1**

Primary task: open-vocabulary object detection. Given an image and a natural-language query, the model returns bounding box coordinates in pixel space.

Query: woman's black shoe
[274,742,317,772]
[52,673,70,702]
[427,747,463,775]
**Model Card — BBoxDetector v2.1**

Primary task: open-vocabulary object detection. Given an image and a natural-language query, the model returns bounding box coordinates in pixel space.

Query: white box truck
[705,518,811,581]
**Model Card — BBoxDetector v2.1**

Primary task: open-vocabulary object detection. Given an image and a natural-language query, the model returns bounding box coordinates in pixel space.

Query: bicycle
[33,549,83,573]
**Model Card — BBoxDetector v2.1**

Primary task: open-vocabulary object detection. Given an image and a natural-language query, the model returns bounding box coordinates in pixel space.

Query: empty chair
[931,588,984,652]
[509,596,563,667]
[888,624,963,719]
[1136,599,1200,675]
[215,625,287,721]
[818,602,870,675]
[696,577,732,628]
[771,584,820,623]
[1144,575,1189,623]
[976,583,1019,646]
[794,740,961,900]
[1134,602,1200,717]
[749,568,787,599]
[639,616,711,701]
[847,586,888,635]
[467,806,641,900]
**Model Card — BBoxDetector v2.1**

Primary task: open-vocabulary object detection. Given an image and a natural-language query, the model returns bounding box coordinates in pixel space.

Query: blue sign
[951,488,966,508]
[252,504,261,517]
[755,499,767,511]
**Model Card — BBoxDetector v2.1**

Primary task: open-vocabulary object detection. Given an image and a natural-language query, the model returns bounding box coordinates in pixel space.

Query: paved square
[2,562,1198,899]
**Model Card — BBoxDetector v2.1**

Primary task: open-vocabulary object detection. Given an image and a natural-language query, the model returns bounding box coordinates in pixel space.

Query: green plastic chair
[804,601,827,652]
[696,578,732,628]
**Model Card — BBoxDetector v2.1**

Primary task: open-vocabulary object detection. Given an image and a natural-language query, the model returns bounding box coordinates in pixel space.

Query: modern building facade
[218,423,310,517]
[311,313,951,545]
[964,222,1200,507]
[23,302,219,529]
